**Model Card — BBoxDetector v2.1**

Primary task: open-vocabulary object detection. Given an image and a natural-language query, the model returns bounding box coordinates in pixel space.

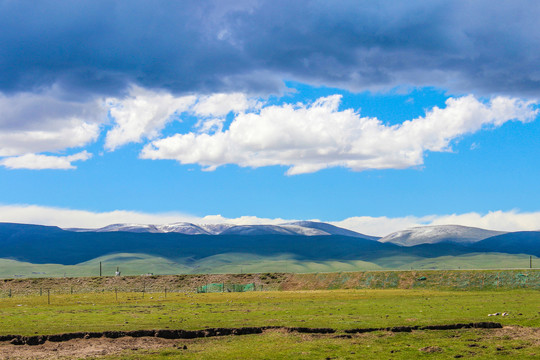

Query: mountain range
[378,225,506,246]
[0,221,538,276]
[68,221,378,239]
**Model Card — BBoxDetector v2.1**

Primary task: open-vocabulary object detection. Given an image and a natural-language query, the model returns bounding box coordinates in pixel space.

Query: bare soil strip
[0,322,501,346]
[0,325,536,360]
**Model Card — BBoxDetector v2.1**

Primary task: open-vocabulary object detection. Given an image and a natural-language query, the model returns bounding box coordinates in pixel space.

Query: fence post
[8,289,11,298]
[115,288,118,301]
[47,289,50,305]
[164,288,167,298]
[40,287,42,296]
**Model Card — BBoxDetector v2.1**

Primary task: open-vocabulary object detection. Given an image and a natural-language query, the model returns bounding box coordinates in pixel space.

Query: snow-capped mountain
[67,221,377,239]
[284,221,380,239]
[378,225,506,246]
[69,222,212,235]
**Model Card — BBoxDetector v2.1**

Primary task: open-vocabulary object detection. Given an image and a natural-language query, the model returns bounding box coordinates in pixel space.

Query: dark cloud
[1,0,539,97]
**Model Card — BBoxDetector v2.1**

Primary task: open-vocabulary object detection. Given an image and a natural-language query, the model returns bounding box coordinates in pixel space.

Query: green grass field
[0,252,537,278]
[101,329,539,360]
[0,288,539,359]
[1,289,539,335]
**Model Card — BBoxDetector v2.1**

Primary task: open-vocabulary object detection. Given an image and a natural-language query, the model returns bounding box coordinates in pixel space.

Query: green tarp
[196,283,257,293]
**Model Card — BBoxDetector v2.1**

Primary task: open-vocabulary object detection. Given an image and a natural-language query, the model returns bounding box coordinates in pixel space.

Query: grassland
[0,288,539,358]
[0,271,538,359]
[0,252,537,278]
[1,289,539,336]
[100,328,539,360]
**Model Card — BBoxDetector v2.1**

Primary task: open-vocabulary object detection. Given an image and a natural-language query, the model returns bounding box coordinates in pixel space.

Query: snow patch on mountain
[66,220,377,238]
[378,225,506,246]
[70,222,211,235]
[284,221,380,239]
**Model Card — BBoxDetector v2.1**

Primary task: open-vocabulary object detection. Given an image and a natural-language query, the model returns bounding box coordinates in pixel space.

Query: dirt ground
[0,326,538,360]
[0,336,184,359]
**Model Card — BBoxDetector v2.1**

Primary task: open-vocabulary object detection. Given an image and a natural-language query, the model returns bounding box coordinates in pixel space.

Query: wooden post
[8,289,11,298]
[70,286,73,295]
[99,261,102,277]
[40,287,42,296]
[164,288,167,298]
[47,289,50,305]
[115,288,118,301]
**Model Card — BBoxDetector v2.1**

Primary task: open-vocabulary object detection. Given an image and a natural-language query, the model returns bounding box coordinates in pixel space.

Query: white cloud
[105,86,196,150]
[0,87,537,174]
[428,210,540,233]
[0,205,292,230]
[1,205,539,237]
[106,90,261,148]
[192,93,257,117]
[0,151,92,170]
[331,211,540,236]
[141,95,538,174]
[330,216,435,237]
[0,90,104,156]
[0,205,194,229]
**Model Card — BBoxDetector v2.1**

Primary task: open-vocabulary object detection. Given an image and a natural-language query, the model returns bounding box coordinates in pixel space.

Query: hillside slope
[471,231,540,256]
[0,223,398,265]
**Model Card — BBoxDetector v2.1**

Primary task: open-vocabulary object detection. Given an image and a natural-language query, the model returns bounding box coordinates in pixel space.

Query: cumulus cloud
[0,151,92,170]
[141,95,537,174]
[192,93,260,134]
[105,89,261,150]
[0,90,104,156]
[105,86,196,150]
[192,93,257,117]
[1,1,540,97]
[331,211,540,236]
[0,204,539,237]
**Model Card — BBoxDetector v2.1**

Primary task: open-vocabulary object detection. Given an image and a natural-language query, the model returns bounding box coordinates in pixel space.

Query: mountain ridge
[67,221,378,239]
[378,225,506,246]
[0,222,538,275]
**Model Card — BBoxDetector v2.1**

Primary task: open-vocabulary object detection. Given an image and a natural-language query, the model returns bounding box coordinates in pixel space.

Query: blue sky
[0,1,539,235]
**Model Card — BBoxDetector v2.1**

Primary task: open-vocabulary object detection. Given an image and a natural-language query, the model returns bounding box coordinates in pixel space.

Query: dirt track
[1,325,538,360]
[0,322,503,346]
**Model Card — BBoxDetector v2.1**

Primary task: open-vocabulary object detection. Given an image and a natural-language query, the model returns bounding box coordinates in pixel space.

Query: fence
[0,283,265,299]
[1,270,539,298]
[196,283,261,293]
